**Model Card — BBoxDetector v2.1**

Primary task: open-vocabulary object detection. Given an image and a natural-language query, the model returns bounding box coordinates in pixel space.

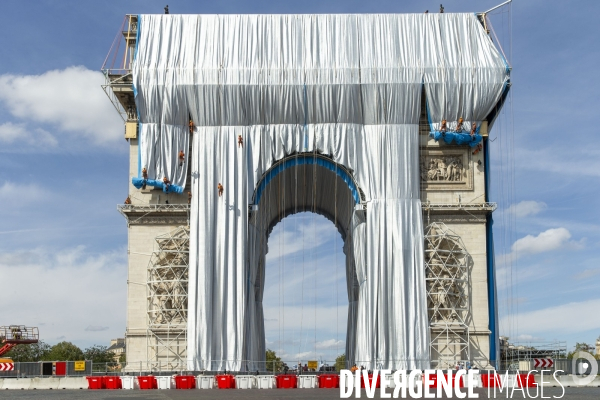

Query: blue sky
[0,0,598,362]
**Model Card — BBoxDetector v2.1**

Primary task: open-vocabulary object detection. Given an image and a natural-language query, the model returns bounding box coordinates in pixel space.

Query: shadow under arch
[245,153,365,367]
[252,154,364,241]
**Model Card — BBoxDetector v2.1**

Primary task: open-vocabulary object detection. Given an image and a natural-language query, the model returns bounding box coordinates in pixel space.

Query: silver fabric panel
[133,13,509,371]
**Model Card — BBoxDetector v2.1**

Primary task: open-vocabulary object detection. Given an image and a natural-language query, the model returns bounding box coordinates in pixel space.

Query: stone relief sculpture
[421,156,464,182]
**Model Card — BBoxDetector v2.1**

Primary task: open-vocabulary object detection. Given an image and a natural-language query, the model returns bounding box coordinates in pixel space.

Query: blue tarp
[132,177,184,194]
[429,131,483,147]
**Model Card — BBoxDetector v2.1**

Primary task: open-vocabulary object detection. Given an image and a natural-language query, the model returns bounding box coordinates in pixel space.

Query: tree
[83,345,115,363]
[265,349,282,372]
[335,353,346,372]
[567,342,595,359]
[2,341,51,362]
[44,341,84,361]
[119,353,126,363]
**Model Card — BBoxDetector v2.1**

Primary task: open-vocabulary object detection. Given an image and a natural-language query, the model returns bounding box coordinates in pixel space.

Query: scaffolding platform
[0,326,39,356]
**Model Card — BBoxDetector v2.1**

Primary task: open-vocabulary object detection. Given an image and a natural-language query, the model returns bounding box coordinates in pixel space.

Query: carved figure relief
[420,149,473,190]
[421,156,464,182]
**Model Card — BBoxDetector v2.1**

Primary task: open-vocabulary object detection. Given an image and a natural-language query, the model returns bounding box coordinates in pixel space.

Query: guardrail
[3,358,596,378]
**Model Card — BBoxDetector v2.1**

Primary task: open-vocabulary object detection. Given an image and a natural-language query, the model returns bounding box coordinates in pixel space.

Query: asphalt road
[0,387,598,400]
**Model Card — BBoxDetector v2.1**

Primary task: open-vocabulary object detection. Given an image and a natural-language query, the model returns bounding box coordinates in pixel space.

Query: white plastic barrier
[256,375,275,389]
[559,374,600,387]
[120,376,136,390]
[2,378,32,390]
[298,375,317,388]
[383,373,396,389]
[57,376,88,389]
[0,379,4,389]
[196,375,215,389]
[235,375,256,389]
[30,377,60,389]
[156,375,171,389]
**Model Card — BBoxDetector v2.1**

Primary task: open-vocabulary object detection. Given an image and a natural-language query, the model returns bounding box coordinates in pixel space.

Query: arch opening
[246,156,362,367]
[263,212,348,363]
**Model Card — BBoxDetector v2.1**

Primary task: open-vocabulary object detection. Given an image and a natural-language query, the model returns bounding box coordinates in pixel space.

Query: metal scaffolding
[424,222,471,369]
[500,338,567,371]
[146,226,190,370]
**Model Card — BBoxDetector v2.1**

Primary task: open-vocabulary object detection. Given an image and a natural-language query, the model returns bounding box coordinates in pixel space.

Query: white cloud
[0,181,51,206]
[85,325,109,332]
[0,246,126,347]
[0,66,122,146]
[507,200,547,218]
[500,299,600,336]
[0,122,57,147]
[316,339,345,350]
[511,227,581,257]
[266,215,338,261]
[574,269,600,280]
[514,146,600,178]
[514,334,545,342]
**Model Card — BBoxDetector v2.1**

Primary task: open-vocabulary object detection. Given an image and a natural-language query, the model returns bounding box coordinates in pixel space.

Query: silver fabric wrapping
[132,13,509,371]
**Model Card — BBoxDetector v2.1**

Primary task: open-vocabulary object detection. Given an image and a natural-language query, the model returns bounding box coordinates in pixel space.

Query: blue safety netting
[429,131,483,147]
[132,177,184,194]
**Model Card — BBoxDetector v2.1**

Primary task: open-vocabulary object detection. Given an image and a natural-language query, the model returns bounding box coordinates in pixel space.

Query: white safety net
[132,13,509,371]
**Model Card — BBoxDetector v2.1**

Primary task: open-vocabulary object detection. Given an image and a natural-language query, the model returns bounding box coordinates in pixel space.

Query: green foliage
[265,349,282,372]
[83,345,115,363]
[2,341,51,362]
[335,353,346,372]
[567,342,595,359]
[44,341,84,361]
[119,353,126,363]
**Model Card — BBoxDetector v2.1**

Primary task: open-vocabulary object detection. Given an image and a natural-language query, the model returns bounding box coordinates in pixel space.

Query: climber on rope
[124,196,132,205]
[178,150,185,167]
[141,167,148,189]
[473,142,483,155]
[163,176,171,192]
[440,119,447,136]
[188,191,192,204]
[189,119,195,134]
[455,117,464,132]
[217,183,223,197]
[238,134,243,148]
[470,122,477,137]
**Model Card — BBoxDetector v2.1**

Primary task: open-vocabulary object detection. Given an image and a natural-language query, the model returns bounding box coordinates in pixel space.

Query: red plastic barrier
[174,375,196,389]
[138,375,158,389]
[427,373,464,388]
[276,374,298,388]
[318,374,340,388]
[360,374,381,389]
[516,374,537,388]
[216,374,236,389]
[104,376,122,389]
[55,362,66,376]
[86,376,105,390]
[481,374,502,388]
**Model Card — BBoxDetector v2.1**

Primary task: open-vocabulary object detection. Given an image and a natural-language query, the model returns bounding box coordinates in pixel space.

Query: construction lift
[0,326,39,357]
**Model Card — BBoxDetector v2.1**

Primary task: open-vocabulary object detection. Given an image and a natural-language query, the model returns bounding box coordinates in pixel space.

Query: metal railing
[0,361,92,378]
[3,358,597,378]
[498,359,600,375]
[0,326,39,343]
